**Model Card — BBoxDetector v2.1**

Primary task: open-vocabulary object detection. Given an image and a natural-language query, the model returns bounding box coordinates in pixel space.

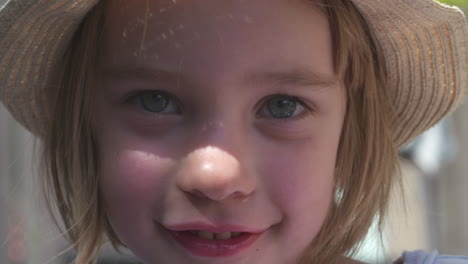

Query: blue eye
[137,91,180,113]
[259,95,308,119]
[132,92,309,119]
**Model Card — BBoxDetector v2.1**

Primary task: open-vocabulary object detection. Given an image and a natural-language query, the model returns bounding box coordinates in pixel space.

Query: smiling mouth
[186,230,244,240]
[165,228,263,257]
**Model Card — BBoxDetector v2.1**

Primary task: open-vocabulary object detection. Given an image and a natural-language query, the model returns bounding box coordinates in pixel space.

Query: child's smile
[94,0,346,263]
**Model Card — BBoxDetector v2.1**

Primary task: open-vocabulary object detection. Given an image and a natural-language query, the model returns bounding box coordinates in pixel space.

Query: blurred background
[0,1,467,263]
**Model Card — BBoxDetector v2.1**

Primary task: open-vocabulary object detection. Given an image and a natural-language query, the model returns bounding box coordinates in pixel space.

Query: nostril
[185,188,252,202]
[191,190,206,199]
[228,191,252,201]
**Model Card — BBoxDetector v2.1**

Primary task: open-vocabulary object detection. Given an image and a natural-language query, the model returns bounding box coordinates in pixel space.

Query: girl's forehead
[100,0,335,84]
[102,0,328,42]
[104,0,321,21]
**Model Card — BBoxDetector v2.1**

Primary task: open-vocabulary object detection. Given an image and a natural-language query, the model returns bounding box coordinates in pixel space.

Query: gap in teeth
[189,230,243,240]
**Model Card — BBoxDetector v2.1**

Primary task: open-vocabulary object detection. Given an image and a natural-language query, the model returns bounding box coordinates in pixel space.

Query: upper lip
[163,222,267,233]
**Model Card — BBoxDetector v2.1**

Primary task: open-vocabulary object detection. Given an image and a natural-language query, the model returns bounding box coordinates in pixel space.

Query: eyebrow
[102,66,180,81]
[103,65,338,90]
[244,68,338,89]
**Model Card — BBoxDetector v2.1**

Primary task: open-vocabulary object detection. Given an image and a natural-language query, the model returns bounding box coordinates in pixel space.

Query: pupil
[140,92,169,112]
[268,96,296,118]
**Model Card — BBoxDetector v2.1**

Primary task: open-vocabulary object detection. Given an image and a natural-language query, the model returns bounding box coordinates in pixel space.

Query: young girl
[0,0,467,264]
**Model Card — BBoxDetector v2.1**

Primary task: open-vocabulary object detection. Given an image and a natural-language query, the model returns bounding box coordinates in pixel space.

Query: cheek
[259,138,337,232]
[265,153,335,215]
[263,147,336,251]
[98,148,173,224]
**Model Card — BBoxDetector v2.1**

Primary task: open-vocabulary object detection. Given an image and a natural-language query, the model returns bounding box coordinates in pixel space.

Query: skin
[93,0,354,263]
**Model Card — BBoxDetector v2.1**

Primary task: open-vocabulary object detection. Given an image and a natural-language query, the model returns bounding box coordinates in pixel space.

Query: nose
[175,146,255,201]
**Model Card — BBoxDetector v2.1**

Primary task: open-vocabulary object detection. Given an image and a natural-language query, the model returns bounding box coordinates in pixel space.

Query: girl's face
[94,0,346,263]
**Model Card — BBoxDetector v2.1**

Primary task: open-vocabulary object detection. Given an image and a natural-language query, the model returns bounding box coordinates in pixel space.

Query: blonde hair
[42,1,400,264]
[42,2,108,263]
[299,1,400,263]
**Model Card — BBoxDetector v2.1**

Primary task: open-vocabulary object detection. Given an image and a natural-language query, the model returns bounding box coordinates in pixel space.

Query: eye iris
[267,96,297,119]
[140,92,169,112]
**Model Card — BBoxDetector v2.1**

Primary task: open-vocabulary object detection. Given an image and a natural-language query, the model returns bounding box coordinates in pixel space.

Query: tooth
[215,232,232,240]
[198,231,214,240]
[189,230,199,236]
[231,232,242,237]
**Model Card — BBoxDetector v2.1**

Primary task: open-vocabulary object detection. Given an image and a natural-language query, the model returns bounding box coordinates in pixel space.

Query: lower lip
[168,230,263,258]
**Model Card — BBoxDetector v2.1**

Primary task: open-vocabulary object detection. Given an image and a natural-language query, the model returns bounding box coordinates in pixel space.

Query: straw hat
[0,0,466,148]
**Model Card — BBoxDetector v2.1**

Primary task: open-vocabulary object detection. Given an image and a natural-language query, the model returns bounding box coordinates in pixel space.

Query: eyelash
[125,90,315,120]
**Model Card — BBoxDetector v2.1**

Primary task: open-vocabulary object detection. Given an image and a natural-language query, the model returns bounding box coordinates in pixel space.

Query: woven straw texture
[0,0,467,148]
[351,0,467,147]
[0,0,98,135]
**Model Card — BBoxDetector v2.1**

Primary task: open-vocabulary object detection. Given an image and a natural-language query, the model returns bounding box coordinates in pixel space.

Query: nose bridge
[191,117,246,161]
